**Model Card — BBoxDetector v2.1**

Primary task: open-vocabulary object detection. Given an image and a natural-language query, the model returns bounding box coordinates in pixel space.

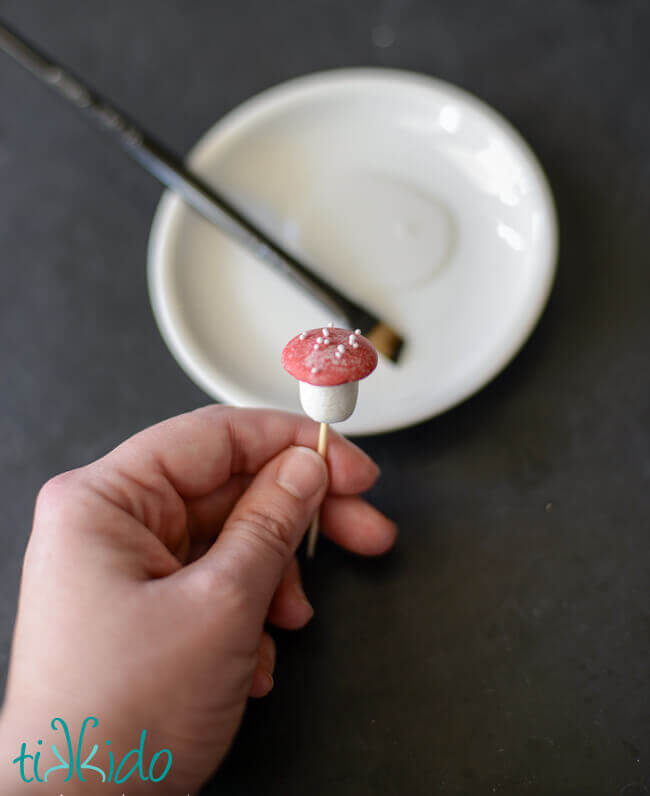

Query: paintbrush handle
[0,19,381,331]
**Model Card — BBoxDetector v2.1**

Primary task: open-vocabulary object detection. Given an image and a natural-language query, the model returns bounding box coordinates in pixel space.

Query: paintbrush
[0,19,404,362]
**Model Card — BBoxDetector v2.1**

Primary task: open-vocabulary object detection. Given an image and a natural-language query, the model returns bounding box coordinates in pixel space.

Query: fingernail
[293,582,314,618]
[340,435,381,478]
[276,446,327,500]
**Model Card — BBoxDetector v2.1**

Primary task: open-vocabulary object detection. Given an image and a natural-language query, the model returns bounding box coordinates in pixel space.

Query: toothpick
[306,422,329,557]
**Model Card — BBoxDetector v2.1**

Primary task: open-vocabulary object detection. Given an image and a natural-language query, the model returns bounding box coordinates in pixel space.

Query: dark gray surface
[1,1,648,794]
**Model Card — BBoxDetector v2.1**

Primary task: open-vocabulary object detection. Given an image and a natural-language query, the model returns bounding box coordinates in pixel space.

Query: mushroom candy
[282,324,378,557]
[281,325,378,424]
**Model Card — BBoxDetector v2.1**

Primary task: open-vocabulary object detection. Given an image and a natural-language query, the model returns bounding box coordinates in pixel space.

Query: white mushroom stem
[298,381,359,424]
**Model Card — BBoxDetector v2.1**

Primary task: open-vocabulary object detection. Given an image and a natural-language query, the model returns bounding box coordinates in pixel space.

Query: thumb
[199,445,328,624]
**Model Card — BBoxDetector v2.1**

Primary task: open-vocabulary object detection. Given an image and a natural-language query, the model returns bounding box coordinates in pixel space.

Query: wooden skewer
[306,422,329,558]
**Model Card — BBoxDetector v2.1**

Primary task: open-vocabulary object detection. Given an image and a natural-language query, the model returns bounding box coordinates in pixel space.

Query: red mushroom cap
[282,326,378,386]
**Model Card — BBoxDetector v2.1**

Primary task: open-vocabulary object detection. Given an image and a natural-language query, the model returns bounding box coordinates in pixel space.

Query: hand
[0,406,396,794]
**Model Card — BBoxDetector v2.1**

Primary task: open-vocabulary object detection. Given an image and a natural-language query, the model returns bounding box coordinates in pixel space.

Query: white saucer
[148,69,557,435]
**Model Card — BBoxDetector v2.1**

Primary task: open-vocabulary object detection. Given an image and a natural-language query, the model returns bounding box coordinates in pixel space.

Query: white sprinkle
[322,338,329,345]
[316,336,323,344]
[328,322,333,328]
[349,334,356,344]
[313,343,320,350]
[354,328,361,335]
[337,344,345,353]
[311,366,320,374]
[322,328,330,337]
[299,332,306,340]
[352,342,359,348]
[335,351,342,359]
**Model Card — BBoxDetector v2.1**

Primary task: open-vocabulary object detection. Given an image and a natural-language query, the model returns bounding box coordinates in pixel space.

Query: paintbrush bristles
[366,322,403,363]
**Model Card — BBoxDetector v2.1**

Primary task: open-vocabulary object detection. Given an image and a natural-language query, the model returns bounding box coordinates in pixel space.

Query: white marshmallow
[298,381,359,424]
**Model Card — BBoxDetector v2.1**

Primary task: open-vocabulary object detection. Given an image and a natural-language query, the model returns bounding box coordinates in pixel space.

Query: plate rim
[147,67,559,435]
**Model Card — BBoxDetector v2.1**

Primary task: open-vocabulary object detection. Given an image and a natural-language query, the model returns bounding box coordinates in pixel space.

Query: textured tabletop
[0,2,648,794]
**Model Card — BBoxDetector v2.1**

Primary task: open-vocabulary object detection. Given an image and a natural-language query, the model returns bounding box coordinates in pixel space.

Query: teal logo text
[12,716,172,785]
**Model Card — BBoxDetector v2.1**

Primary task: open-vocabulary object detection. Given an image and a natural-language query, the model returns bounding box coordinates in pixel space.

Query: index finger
[100,406,380,500]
